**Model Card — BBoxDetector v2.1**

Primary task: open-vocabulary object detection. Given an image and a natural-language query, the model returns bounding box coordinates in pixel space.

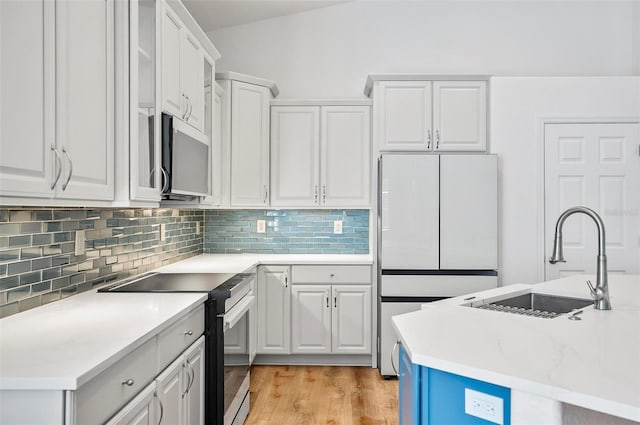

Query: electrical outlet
[160,223,166,241]
[333,220,343,234]
[257,220,266,233]
[464,388,503,425]
[196,221,200,235]
[74,230,86,256]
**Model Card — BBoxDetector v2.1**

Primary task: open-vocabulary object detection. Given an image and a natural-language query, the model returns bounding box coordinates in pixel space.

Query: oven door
[223,294,255,425]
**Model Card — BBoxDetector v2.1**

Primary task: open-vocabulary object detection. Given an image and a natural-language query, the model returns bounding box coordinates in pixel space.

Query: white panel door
[181,31,203,132]
[291,285,331,354]
[270,106,320,207]
[230,81,270,206]
[321,106,371,207]
[545,123,640,279]
[440,155,498,269]
[55,0,114,200]
[331,285,371,354]
[257,266,290,354]
[433,81,487,151]
[154,356,184,425]
[161,4,182,117]
[381,154,439,269]
[184,337,205,425]
[376,81,432,151]
[0,0,55,199]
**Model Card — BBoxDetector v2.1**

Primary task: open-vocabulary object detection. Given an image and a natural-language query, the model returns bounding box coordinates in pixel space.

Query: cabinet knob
[329,273,335,277]
[184,330,193,336]
[122,378,135,386]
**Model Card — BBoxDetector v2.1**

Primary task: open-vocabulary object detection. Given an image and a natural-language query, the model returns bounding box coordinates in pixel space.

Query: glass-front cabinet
[129,0,161,202]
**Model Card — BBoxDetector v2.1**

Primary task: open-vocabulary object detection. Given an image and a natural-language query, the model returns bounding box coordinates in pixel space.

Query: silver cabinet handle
[333,296,337,308]
[185,95,192,120]
[435,129,440,150]
[122,378,135,386]
[322,185,326,204]
[154,392,164,425]
[426,129,431,150]
[263,185,268,203]
[325,294,329,309]
[184,330,193,336]
[181,94,188,119]
[391,341,400,375]
[314,185,318,203]
[186,360,195,395]
[284,271,288,288]
[181,363,191,399]
[50,145,62,190]
[160,167,169,193]
[61,147,72,191]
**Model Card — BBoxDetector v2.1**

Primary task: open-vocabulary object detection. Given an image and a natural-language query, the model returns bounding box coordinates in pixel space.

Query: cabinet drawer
[75,337,157,425]
[292,265,371,284]
[157,304,204,371]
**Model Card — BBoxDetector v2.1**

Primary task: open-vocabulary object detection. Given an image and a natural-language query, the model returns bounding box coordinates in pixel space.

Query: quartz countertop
[0,253,372,391]
[392,274,640,421]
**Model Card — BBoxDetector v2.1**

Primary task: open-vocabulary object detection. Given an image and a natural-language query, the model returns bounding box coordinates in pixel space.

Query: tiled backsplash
[0,208,203,318]
[204,210,369,254]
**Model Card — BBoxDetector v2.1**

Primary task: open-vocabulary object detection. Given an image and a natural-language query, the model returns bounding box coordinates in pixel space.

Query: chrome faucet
[549,206,611,310]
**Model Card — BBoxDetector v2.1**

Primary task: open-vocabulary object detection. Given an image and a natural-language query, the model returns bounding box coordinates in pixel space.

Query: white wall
[491,76,640,285]
[209,1,636,98]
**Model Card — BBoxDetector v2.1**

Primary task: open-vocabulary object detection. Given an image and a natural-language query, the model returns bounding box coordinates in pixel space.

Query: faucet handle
[586,280,603,301]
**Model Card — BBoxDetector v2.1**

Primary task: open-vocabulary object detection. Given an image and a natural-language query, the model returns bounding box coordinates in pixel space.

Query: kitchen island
[392,274,640,424]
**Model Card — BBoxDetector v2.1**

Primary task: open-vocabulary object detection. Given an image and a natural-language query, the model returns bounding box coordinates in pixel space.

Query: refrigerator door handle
[391,340,400,375]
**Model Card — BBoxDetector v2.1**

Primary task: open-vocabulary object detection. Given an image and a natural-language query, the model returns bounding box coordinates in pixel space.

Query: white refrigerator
[378,153,498,377]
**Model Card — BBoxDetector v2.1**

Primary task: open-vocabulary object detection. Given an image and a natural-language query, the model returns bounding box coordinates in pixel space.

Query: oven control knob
[184,330,193,336]
[122,379,135,387]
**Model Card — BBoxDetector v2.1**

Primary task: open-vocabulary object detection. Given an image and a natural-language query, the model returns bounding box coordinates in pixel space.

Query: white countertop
[155,253,374,274]
[392,274,640,421]
[0,253,371,391]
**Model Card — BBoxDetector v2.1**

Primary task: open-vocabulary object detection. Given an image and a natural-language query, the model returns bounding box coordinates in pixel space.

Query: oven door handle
[224,295,256,331]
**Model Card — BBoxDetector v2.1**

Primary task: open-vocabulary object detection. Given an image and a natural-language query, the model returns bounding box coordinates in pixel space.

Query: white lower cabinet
[105,382,158,425]
[256,265,291,354]
[291,284,371,355]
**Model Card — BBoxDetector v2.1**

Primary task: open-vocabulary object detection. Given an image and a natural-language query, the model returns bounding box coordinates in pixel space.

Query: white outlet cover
[257,220,266,233]
[464,388,503,425]
[74,230,86,256]
[333,220,343,234]
[160,223,166,241]
[196,221,200,235]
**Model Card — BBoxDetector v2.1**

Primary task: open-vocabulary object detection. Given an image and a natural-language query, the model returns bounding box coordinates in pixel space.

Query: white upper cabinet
[270,106,320,207]
[0,0,114,203]
[0,0,54,199]
[368,76,488,152]
[432,81,487,151]
[270,102,371,208]
[161,2,204,132]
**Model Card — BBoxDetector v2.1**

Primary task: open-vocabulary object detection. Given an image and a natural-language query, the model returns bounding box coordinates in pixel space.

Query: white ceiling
[183,0,350,32]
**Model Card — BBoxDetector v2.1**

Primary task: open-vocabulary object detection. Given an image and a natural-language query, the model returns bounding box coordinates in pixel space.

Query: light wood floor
[245,365,399,425]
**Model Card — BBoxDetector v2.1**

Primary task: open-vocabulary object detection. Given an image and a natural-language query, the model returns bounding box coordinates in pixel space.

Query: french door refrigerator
[378,153,498,377]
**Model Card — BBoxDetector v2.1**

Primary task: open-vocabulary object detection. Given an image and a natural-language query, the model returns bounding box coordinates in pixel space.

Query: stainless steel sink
[472,293,593,319]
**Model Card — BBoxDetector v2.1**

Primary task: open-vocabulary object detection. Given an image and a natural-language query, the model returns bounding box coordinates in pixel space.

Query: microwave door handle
[223,295,256,331]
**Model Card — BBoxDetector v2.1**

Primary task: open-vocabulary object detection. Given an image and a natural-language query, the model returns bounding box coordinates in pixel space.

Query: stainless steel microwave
[161,113,210,199]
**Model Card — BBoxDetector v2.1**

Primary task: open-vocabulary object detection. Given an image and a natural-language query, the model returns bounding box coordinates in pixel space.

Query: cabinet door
[440,155,497,270]
[155,356,184,425]
[376,81,432,151]
[380,154,439,270]
[257,266,291,354]
[181,30,204,132]
[433,81,487,151]
[321,106,371,206]
[230,81,270,206]
[104,383,157,425]
[55,0,114,200]
[270,106,320,207]
[161,4,183,117]
[0,0,55,199]
[331,285,371,354]
[184,337,205,425]
[291,285,331,354]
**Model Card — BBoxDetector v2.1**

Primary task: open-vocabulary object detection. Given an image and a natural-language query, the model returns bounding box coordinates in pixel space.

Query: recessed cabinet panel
[181,32,204,131]
[332,285,371,354]
[161,6,182,117]
[257,266,290,354]
[321,106,370,206]
[55,0,114,200]
[433,81,487,151]
[270,106,320,206]
[230,81,270,206]
[291,285,332,354]
[0,0,54,199]
[378,81,432,151]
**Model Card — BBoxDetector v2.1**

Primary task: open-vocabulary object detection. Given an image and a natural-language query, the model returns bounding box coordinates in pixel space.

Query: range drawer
[157,304,204,371]
[75,337,157,425]
[292,265,371,284]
